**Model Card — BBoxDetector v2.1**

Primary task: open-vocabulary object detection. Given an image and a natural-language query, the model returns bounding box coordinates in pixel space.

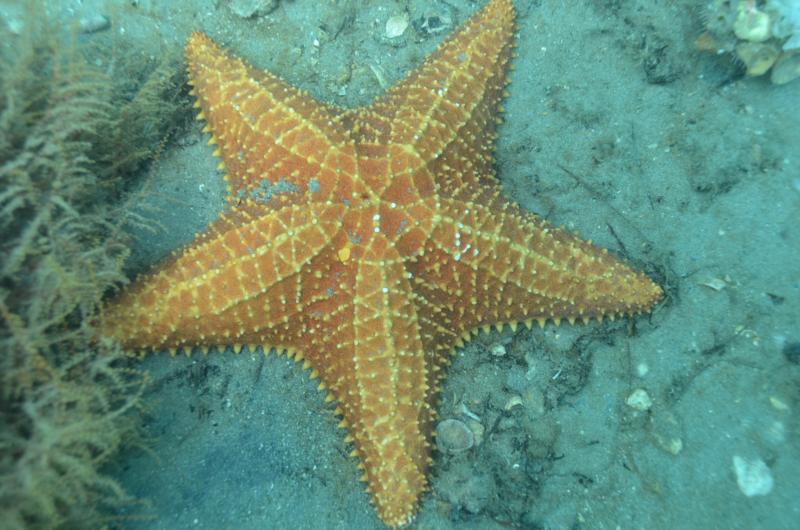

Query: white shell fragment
[732,455,774,497]
[385,13,409,39]
[489,343,507,357]
[625,388,653,411]
[436,419,474,454]
[698,277,727,291]
[78,13,110,34]
[504,394,523,411]
[769,396,789,411]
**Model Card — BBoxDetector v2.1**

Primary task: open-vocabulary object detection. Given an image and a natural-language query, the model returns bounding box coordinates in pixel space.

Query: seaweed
[0,13,188,530]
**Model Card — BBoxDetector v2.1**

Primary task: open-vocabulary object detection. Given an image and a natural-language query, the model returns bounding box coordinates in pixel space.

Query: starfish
[101,0,662,526]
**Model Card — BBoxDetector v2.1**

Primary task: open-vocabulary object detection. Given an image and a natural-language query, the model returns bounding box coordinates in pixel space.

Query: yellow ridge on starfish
[101,0,662,526]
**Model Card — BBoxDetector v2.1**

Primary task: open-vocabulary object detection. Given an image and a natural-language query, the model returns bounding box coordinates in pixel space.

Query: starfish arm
[409,196,663,337]
[360,0,515,175]
[101,201,344,351]
[291,241,432,528]
[186,32,360,208]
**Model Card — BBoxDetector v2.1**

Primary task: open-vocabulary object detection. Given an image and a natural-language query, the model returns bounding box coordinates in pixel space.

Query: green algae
[0,13,188,529]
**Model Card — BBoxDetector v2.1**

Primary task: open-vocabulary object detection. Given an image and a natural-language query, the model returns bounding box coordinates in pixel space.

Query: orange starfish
[101,0,662,526]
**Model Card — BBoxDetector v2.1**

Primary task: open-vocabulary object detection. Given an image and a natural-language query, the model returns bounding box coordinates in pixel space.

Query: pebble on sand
[732,455,774,497]
[78,13,110,34]
[436,419,475,454]
[625,388,653,411]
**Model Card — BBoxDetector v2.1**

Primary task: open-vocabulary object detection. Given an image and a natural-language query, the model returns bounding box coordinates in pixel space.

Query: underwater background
[0,0,798,529]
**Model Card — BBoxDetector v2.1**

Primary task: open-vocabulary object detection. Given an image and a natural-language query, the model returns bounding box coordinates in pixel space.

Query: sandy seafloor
[5,0,799,528]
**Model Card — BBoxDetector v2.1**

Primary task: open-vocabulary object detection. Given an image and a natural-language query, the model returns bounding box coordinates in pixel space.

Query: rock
[733,4,772,42]
[732,455,774,497]
[735,41,779,76]
[771,51,800,84]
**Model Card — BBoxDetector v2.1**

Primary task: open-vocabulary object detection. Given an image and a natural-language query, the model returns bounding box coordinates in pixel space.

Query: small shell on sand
[625,388,653,411]
[489,343,507,357]
[732,455,774,497]
[385,13,409,39]
[436,418,475,454]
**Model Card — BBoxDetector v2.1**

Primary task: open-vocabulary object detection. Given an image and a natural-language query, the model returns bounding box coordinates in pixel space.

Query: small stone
[229,0,278,19]
[6,17,24,35]
[732,455,774,497]
[78,13,110,34]
[489,342,507,357]
[636,362,649,377]
[771,51,800,85]
[769,396,789,411]
[694,31,720,53]
[385,13,409,39]
[736,42,780,77]
[733,5,772,42]
[625,388,653,411]
[436,419,474,454]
